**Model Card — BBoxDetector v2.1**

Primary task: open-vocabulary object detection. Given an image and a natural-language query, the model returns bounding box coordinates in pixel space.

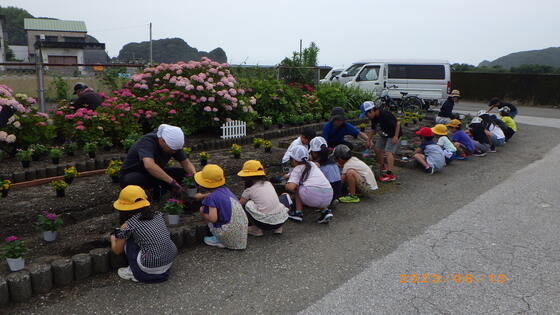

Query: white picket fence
[221,120,247,139]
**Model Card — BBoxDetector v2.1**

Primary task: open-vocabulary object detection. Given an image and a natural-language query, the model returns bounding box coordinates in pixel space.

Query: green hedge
[452,72,560,105]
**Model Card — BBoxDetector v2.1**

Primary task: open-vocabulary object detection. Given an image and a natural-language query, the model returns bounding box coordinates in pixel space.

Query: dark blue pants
[125,240,171,283]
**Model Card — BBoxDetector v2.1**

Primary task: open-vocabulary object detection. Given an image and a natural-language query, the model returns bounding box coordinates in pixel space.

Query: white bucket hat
[289,145,309,162]
[156,124,184,150]
[309,136,327,152]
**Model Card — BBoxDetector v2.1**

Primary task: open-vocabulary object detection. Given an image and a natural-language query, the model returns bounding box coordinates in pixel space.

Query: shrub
[15,149,32,161]
[49,147,63,158]
[83,142,98,153]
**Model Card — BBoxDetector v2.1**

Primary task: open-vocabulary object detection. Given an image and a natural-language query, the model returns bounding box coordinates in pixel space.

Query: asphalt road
[6,106,560,315]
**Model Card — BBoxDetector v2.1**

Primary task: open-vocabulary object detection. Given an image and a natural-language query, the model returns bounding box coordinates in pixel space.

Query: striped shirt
[115,212,177,268]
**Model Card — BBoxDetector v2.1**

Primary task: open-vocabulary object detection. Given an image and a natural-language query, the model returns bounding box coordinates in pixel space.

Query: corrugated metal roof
[24,18,87,32]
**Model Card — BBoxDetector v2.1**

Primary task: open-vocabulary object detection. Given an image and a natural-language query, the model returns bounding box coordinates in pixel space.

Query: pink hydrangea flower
[76,125,86,131]
[196,85,204,91]
[168,109,177,114]
[203,106,212,112]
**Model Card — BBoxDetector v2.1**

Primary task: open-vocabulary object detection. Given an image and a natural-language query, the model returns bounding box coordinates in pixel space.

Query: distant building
[7,45,28,62]
[24,18,106,73]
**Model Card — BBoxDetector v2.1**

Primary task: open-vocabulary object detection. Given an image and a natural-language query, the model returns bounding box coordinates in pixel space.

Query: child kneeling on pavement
[413,127,446,174]
[285,145,334,223]
[111,185,177,283]
[237,160,289,236]
[431,124,458,164]
[309,136,342,209]
[333,144,378,203]
[194,164,248,249]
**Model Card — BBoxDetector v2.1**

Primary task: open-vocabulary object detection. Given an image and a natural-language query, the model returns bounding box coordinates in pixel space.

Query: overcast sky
[4,0,560,67]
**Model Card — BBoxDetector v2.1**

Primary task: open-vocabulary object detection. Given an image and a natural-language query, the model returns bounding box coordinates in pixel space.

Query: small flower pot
[233,153,241,159]
[111,175,120,183]
[277,124,283,129]
[264,147,272,153]
[253,144,261,149]
[32,155,40,162]
[1,189,9,198]
[6,257,25,272]
[56,189,65,197]
[88,152,96,159]
[200,159,208,167]
[64,177,74,185]
[66,151,75,157]
[21,160,31,168]
[167,214,180,225]
[52,157,60,164]
[186,187,197,198]
[43,230,57,242]
[103,146,111,151]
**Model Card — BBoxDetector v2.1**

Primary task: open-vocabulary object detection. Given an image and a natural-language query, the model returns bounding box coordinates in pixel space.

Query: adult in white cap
[361,101,401,182]
[120,124,196,200]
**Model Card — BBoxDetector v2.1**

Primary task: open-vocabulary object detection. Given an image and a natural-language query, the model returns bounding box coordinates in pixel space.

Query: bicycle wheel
[402,96,424,113]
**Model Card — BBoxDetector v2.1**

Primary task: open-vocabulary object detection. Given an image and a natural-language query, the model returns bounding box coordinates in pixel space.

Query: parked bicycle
[379,85,425,113]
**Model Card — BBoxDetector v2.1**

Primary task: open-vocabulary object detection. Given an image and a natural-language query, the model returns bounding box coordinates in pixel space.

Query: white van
[334,61,376,85]
[319,68,345,84]
[345,60,452,105]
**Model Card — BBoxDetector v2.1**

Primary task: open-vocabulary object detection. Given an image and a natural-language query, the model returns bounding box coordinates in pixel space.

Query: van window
[357,66,380,81]
[388,64,445,79]
[330,70,342,80]
[346,63,365,76]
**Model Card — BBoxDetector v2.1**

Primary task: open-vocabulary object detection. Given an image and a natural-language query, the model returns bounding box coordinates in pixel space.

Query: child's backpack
[491,116,514,140]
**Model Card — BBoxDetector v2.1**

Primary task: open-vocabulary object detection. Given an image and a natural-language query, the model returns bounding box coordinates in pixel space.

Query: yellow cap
[237,160,266,177]
[113,185,151,211]
[450,90,461,97]
[447,119,462,128]
[195,164,226,189]
[431,124,448,136]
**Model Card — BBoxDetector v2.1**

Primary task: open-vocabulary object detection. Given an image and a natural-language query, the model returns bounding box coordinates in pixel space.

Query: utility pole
[149,22,153,65]
[299,39,303,66]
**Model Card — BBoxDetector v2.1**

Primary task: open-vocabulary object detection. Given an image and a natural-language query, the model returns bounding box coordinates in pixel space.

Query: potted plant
[263,140,272,153]
[63,142,78,156]
[51,180,69,197]
[231,144,242,159]
[83,142,97,158]
[163,198,184,225]
[262,116,273,130]
[252,137,264,149]
[199,152,209,167]
[99,137,113,151]
[63,166,79,184]
[2,236,27,272]
[358,122,367,132]
[105,160,122,183]
[49,147,63,164]
[15,149,32,168]
[29,144,48,161]
[36,211,63,242]
[182,146,192,159]
[182,174,197,198]
[122,138,135,153]
[0,179,11,198]
[276,116,285,128]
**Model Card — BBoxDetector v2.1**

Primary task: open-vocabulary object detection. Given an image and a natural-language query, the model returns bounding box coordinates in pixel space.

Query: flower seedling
[36,211,63,232]
[231,144,242,157]
[1,236,27,259]
[163,199,185,215]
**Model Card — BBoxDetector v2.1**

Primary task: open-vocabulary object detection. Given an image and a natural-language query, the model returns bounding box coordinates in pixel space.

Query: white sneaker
[203,236,226,248]
[118,267,138,282]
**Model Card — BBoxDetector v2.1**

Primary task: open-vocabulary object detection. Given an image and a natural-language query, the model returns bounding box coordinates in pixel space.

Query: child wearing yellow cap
[237,160,289,236]
[111,185,177,283]
[194,164,248,249]
[431,124,458,164]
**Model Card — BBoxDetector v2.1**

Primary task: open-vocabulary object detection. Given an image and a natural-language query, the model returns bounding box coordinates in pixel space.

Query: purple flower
[46,213,57,220]
[5,236,17,242]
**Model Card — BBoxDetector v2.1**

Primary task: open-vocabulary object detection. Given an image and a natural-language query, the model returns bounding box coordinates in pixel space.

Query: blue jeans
[491,134,505,147]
